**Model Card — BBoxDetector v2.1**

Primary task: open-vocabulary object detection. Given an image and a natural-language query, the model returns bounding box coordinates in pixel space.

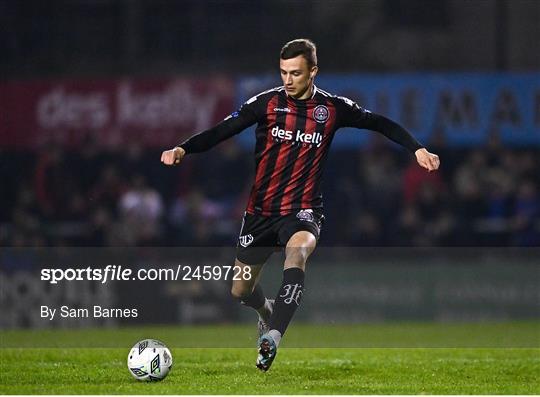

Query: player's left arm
[413,147,440,172]
[337,98,440,172]
[365,113,440,172]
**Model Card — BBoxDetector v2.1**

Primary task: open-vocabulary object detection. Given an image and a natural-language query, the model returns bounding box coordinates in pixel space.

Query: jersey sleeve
[177,94,264,154]
[335,96,423,153]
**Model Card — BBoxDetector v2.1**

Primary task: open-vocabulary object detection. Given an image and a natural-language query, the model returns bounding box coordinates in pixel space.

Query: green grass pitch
[1,322,539,394]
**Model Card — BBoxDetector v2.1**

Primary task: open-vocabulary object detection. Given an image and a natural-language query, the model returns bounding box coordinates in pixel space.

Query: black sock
[238,283,265,310]
[268,267,305,336]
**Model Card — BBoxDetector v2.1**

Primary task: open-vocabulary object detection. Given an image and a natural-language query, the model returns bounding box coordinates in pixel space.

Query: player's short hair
[280,39,317,69]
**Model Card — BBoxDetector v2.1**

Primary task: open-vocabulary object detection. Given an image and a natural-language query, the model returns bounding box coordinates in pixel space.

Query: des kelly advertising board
[0,77,234,148]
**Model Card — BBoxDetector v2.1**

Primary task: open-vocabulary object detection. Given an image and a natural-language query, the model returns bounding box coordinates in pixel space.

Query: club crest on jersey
[239,234,254,247]
[313,105,329,123]
[296,209,314,222]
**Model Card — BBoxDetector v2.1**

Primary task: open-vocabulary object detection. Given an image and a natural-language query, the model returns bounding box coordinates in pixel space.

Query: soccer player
[161,39,440,371]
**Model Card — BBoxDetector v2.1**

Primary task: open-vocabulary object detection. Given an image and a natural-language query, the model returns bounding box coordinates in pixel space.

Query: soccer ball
[127,339,173,381]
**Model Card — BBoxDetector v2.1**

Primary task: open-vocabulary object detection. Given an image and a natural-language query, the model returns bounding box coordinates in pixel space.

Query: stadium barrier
[1,247,538,331]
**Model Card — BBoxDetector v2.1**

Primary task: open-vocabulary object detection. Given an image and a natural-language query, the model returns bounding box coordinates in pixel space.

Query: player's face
[280,56,318,100]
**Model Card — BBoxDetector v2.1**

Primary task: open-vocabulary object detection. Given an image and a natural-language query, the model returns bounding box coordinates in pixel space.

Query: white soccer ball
[127,339,173,381]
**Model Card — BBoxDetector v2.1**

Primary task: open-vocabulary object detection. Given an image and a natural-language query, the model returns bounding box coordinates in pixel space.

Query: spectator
[3,144,538,247]
[118,174,164,245]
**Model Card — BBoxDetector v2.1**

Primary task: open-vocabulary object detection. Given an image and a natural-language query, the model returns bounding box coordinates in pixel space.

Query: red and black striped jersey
[179,85,422,216]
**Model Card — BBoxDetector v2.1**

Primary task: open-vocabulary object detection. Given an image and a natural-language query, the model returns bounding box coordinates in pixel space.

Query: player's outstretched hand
[161,147,185,166]
[415,148,440,172]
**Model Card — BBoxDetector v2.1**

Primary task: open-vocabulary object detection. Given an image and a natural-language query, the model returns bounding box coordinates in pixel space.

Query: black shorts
[236,209,325,265]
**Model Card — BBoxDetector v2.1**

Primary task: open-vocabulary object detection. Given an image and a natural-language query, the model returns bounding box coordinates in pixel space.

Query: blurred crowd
[1,134,539,247]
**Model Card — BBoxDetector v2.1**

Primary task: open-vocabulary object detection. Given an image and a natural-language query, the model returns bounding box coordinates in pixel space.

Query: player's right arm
[161,98,260,166]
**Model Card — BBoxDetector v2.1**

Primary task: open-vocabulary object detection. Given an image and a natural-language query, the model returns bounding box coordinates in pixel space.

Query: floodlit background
[1,0,539,330]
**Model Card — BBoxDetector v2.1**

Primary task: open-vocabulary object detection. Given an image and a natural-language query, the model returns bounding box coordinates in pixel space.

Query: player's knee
[288,231,316,247]
[286,232,316,265]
